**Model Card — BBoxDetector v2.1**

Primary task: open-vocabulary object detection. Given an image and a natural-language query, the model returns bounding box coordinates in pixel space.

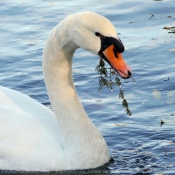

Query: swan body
[0,11,131,171]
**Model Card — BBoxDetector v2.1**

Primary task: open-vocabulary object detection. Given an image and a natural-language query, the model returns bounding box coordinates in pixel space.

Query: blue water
[1,0,175,174]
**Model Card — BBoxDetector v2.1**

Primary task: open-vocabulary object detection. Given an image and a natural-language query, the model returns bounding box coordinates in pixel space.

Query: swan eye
[95,32,104,39]
[95,32,100,37]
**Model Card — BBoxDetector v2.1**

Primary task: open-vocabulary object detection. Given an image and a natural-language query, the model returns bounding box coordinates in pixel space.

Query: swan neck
[42,24,88,134]
[42,16,110,167]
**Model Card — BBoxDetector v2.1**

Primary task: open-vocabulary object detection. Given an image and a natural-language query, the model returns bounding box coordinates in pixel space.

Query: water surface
[0,0,175,174]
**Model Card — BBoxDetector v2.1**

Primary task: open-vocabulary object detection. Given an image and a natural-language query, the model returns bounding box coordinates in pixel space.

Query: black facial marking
[95,33,124,53]
[113,47,118,58]
[99,52,110,65]
[101,36,124,53]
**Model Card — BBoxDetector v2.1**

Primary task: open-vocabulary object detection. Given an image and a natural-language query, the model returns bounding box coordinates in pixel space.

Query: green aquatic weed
[95,58,132,116]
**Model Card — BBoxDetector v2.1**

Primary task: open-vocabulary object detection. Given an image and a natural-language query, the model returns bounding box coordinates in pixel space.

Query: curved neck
[42,19,110,168]
[43,26,82,128]
[42,23,95,143]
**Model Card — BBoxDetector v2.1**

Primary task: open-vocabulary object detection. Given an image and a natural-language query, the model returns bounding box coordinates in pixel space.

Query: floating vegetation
[152,89,161,99]
[95,58,133,116]
[115,123,127,127]
[160,119,165,126]
[149,14,154,19]
[163,26,175,34]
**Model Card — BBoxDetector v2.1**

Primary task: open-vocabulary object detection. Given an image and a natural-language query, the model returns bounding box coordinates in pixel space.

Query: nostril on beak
[128,70,132,77]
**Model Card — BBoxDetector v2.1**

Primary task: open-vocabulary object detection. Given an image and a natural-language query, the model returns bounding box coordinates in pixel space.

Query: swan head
[70,11,132,79]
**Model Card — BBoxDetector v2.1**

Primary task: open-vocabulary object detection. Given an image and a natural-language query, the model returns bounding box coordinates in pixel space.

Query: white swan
[0,11,131,171]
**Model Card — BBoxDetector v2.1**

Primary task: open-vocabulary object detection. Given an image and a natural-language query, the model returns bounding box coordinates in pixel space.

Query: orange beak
[102,45,132,79]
